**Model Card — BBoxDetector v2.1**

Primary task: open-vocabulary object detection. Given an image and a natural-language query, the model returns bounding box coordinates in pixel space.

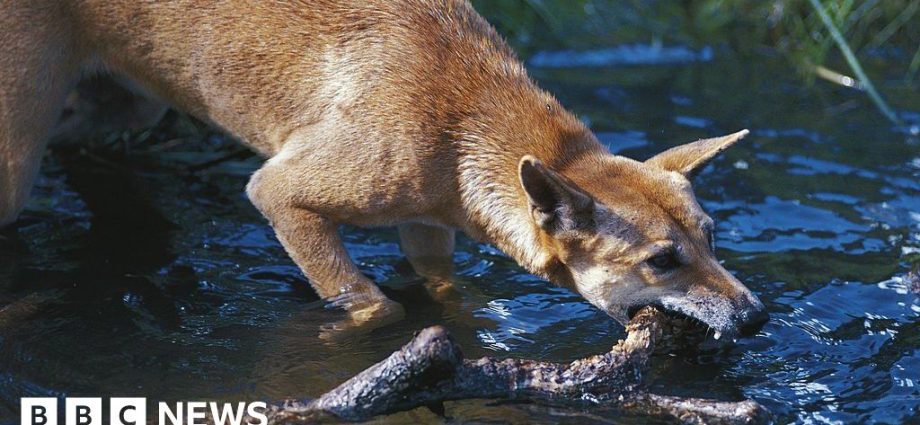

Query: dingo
[0,0,766,337]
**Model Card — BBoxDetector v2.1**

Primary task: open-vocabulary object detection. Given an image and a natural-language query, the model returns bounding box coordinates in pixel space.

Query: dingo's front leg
[398,223,458,302]
[398,223,455,279]
[247,163,404,338]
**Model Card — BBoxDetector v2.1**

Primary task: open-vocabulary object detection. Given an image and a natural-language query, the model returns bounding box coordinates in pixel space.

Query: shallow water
[2,47,920,423]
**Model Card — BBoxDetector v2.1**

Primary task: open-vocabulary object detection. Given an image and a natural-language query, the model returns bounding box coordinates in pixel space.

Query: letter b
[65,398,100,425]
[21,398,57,425]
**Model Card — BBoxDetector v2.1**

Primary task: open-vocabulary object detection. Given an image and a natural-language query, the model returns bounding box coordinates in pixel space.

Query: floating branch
[258,307,770,424]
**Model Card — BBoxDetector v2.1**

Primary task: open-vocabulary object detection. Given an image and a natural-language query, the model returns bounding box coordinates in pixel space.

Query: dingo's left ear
[646,129,749,177]
[519,155,594,232]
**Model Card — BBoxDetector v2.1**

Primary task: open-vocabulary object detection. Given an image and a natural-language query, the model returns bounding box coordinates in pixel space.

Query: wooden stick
[261,307,770,424]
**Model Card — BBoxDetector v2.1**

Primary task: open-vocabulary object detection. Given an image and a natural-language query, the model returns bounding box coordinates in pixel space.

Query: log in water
[258,307,771,424]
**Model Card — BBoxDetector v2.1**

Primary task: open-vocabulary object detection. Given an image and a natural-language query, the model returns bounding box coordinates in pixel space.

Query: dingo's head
[519,130,767,340]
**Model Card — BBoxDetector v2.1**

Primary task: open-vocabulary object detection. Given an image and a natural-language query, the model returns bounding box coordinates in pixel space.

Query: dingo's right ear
[646,129,749,177]
[518,155,594,232]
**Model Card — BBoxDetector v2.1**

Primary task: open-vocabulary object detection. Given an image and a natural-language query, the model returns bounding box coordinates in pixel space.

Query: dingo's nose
[738,307,769,336]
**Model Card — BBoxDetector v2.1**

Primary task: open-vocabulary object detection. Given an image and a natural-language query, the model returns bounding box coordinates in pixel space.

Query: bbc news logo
[21,398,268,425]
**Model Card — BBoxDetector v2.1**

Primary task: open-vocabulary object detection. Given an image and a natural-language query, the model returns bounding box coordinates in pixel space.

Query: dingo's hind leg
[0,2,82,226]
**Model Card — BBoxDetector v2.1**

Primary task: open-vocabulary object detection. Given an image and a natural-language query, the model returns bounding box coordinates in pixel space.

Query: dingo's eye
[648,253,679,271]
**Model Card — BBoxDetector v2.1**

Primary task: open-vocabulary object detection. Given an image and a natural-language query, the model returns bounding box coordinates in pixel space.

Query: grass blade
[806,0,902,125]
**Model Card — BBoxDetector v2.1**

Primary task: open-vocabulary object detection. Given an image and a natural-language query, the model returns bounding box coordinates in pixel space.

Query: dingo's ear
[646,129,749,177]
[519,155,594,231]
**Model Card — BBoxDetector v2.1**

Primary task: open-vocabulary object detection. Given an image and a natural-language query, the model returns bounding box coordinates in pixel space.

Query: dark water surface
[2,47,920,423]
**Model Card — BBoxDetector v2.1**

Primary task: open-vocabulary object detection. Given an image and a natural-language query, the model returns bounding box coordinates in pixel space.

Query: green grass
[475,0,920,73]
[474,0,919,122]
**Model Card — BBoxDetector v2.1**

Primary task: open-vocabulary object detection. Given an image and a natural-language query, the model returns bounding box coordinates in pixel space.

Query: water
[2,47,919,423]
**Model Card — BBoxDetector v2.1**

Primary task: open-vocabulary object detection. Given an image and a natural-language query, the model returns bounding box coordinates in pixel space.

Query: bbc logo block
[21,398,57,425]
[21,398,267,425]
[65,398,100,425]
[21,398,144,425]
[110,398,146,425]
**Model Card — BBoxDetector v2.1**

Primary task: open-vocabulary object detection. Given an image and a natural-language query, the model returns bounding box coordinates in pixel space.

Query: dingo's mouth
[627,303,733,347]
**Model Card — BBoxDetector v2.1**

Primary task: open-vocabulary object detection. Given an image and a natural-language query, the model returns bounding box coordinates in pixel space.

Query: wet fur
[0,0,764,335]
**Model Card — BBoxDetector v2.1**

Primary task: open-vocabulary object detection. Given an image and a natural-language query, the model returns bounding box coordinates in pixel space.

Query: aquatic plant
[475,0,920,122]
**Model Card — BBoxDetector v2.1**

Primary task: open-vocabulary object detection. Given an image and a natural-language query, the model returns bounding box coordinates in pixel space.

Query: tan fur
[0,0,765,336]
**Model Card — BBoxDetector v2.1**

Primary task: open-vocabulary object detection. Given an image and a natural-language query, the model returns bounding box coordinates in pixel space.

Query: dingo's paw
[319,296,405,341]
